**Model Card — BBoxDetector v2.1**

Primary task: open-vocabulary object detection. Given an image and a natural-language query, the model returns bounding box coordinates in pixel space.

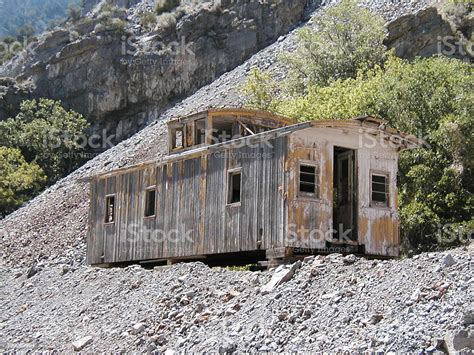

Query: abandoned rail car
[87,108,422,266]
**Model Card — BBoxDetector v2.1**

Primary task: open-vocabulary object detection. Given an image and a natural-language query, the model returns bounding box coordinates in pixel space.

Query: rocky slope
[0,0,449,269]
[0,0,311,141]
[0,246,472,352]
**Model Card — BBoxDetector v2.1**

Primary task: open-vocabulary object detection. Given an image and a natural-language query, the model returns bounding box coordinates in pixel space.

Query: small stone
[59,265,69,276]
[131,323,146,335]
[26,265,38,279]
[72,335,93,351]
[343,254,357,265]
[441,254,456,267]
[463,310,474,326]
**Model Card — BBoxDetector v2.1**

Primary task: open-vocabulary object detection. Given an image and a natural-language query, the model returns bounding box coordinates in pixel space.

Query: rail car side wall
[87,136,288,264]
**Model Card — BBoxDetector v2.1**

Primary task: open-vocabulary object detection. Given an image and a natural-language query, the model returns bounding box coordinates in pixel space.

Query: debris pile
[1,246,472,352]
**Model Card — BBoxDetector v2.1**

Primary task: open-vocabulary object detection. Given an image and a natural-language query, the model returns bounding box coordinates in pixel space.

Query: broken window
[227,169,242,205]
[105,195,115,223]
[371,173,389,207]
[144,187,156,217]
[194,119,206,145]
[299,163,319,197]
[175,129,183,149]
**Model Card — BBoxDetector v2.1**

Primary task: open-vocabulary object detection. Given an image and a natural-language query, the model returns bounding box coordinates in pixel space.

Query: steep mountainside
[0,0,311,142]
[0,0,444,268]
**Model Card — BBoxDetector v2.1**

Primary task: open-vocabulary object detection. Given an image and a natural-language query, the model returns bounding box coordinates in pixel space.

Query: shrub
[155,0,180,15]
[68,3,82,22]
[0,99,90,184]
[280,0,386,92]
[155,12,177,31]
[139,11,158,31]
[0,147,46,217]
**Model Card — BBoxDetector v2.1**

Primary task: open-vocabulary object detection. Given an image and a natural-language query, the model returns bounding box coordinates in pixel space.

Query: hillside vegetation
[242,0,474,253]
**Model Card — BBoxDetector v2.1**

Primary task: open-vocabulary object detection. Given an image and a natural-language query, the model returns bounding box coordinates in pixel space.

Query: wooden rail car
[87,108,422,266]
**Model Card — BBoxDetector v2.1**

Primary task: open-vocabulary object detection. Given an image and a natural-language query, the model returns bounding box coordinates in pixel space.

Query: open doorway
[333,147,357,243]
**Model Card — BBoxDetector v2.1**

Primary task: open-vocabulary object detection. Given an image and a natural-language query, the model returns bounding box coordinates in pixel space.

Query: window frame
[104,194,116,224]
[226,167,242,207]
[370,171,390,208]
[297,161,320,199]
[144,185,157,218]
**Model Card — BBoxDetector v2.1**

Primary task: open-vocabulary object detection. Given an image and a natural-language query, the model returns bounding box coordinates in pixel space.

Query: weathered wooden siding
[87,136,288,264]
[289,127,400,256]
[357,147,400,256]
[286,133,332,250]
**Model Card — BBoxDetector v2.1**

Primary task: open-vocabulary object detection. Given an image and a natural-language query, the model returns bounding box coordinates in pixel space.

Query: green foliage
[280,0,386,92]
[96,3,128,33]
[139,11,158,31]
[240,68,279,112]
[67,3,82,22]
[0,147,46,217]
[155,0,180,15]
[0,99,90,184]
[243,54,473,252]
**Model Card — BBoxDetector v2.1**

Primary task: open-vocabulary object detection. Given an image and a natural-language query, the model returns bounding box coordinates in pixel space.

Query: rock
[441,254,457,267]
[463,310,474,326]
[26,265,38,279]
[261,261,301,294]
[131,323,146,335]
[303,255,315,264]
[444,329,474,353]
[219,340,237,354]
[343,254,357,265]
[59,265,70,276]
[72,335,93,351]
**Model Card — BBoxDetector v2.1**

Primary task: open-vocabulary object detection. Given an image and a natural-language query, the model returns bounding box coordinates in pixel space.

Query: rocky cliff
[0,0,312,142]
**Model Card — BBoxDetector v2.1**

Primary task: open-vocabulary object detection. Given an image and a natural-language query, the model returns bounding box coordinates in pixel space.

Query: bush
[280,0,386,92]
[139,11,158,31]
[0,99,90,184]
[68,3,82,22]
[155,12,177,31]
[155,0,180,15]
[0,147,46,217]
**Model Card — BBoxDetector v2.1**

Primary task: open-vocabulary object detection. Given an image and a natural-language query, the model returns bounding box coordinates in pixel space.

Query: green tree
[244,55,473,252]
[0,99,90,184]
[0,147,46,217]
[280,0,386,93]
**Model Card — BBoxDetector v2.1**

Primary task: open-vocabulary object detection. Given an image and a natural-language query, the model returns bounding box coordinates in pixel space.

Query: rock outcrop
[0,0,311,142]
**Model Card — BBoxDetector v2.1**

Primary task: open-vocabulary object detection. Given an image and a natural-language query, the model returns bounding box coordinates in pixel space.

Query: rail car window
[299,163,319,197]
[144,187,156,217]
[105,195,115,223]
[227,169,242,205]
[371,173,389,207]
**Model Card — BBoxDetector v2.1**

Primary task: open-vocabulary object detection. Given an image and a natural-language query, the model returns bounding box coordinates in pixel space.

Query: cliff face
[0,0,311,142]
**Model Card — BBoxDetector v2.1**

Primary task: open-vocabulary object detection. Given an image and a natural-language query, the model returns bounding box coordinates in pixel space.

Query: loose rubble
[1,245,472,352]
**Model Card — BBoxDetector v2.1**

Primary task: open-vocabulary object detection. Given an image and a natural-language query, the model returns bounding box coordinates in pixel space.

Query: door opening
[333,147,357,244]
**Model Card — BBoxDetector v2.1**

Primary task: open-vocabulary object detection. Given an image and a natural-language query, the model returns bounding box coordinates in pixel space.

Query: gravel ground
[0,245,472,352]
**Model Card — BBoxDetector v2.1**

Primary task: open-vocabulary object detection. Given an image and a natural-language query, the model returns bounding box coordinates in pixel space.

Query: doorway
[333,147,357,243]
